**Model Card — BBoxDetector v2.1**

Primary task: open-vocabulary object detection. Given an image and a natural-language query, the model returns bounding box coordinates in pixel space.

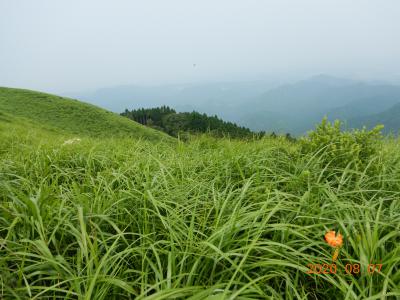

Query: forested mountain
[121,106,272,139]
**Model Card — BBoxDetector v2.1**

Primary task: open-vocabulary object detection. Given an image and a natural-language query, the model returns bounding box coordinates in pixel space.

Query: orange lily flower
[324,230,343,248]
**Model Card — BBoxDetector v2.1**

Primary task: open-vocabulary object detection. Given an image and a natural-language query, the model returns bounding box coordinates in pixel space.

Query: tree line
[121,106,295,140]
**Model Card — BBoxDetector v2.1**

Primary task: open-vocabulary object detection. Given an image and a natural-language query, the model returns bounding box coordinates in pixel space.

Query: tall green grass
[0,124,399,299]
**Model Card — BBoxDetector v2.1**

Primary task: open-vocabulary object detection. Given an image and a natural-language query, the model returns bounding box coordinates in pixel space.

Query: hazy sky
[1,0,400,93]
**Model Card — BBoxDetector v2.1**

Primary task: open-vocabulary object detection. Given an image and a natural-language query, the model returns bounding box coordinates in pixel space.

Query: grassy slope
[0,87,169,141]
[0,117,399,299]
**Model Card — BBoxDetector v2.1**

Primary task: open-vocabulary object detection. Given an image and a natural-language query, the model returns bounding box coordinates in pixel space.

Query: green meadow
[0,88,399,299]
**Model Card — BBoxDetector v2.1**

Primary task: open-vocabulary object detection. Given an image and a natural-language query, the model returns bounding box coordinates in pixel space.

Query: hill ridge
[0,87,169,141]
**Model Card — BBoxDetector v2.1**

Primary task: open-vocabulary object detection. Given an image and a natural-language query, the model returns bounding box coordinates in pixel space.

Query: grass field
[0,90,400,299]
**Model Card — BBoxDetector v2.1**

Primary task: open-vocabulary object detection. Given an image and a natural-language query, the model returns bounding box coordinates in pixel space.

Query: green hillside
[1,117,399,299]
[0,87,169,141]
[0,88,399,299]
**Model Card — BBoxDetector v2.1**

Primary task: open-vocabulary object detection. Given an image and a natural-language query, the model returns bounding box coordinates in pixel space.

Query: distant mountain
[233,75,400,134]
[349,102,400,134]
[0,87,169,141]
[326,95,400,122]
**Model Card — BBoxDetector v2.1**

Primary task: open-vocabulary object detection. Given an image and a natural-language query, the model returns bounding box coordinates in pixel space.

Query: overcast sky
[1,0,400,93]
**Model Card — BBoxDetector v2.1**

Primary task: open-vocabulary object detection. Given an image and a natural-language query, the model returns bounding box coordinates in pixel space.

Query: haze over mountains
[66,74,400,135]
[65,79,282,115]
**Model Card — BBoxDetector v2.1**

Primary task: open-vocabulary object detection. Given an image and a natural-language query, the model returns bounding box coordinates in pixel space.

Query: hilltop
[0,87,169,141]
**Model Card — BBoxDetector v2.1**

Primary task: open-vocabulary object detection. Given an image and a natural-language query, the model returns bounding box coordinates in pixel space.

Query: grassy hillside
[0,87,169,141]
[0,115,399,299]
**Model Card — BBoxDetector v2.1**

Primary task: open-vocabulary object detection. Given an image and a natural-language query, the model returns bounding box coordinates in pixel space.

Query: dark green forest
[121,106,281,139]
